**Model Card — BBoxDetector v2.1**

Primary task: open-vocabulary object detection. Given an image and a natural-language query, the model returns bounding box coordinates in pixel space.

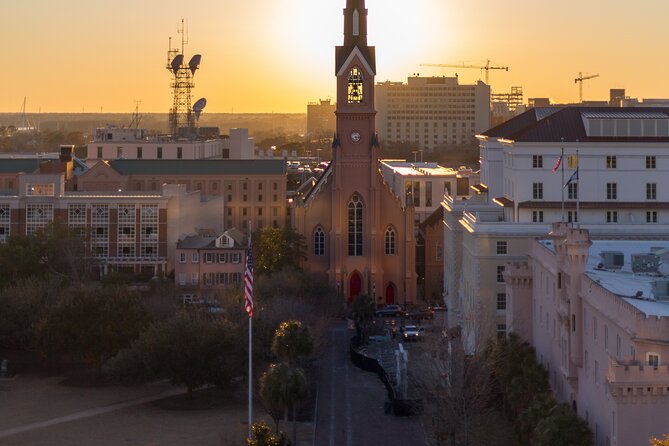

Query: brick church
[293,0,417,305]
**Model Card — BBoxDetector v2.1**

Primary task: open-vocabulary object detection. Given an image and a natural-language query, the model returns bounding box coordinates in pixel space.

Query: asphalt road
[313,321,427,446]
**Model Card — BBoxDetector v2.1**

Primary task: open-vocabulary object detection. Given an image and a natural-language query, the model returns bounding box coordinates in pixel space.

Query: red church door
[349,271,362,302]
[385,283,396,304]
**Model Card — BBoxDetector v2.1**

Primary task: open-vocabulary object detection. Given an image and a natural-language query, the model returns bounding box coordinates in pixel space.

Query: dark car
[404,307,435,320]
[375,304,403,317]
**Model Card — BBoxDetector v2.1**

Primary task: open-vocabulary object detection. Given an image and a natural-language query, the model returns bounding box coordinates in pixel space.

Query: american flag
[244,246,254,317]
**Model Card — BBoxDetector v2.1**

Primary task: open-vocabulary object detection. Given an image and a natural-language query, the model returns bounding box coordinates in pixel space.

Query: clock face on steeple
[350,131,361,143]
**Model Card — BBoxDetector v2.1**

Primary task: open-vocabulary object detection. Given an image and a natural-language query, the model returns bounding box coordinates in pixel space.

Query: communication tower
[166,19,202,139]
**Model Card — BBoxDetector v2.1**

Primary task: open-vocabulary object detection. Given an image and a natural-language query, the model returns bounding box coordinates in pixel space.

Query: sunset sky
[4,0,669,113]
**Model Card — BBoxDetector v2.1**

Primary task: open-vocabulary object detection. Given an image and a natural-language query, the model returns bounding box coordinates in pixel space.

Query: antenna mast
[166,19,200,139]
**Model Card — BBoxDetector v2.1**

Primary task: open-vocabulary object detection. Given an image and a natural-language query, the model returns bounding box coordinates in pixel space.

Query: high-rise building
[375,76,490,151]
[306,99,336,137]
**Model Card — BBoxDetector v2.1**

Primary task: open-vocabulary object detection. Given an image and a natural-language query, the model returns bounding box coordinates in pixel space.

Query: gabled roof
[223,228,245,246]
[336,45,376,76]
[419,206,444,230]
[0,159,40,174]
[108,159,286,176]
[177,235,217,249]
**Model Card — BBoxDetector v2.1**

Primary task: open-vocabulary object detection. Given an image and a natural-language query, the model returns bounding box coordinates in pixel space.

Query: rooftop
[108,159,286,176]
[483,106,669,143]
[380,161,474,177]
[539,239,669,317]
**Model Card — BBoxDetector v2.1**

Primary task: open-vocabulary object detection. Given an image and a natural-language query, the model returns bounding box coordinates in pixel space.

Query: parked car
[375,304,403,317]
[402,325,425,341]
[404,307,434,320]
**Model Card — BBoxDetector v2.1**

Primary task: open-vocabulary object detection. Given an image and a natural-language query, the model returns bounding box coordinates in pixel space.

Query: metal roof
[0,159,40,174]
[581,111,669,119]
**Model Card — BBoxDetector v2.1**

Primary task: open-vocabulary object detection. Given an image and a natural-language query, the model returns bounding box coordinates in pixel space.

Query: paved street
[313,321,427,446]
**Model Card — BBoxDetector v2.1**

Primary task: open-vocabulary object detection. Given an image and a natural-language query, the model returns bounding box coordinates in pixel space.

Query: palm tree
[271,320,313,366]
[259,362,308,443]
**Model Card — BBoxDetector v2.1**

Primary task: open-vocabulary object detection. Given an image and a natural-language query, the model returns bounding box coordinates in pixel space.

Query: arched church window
[348,194,363,256]
[385,227,396,255]
[314,227,325,256]
[348,68,364,103]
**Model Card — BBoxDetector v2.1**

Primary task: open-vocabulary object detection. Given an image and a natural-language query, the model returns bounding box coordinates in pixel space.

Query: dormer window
[348,68,364,103]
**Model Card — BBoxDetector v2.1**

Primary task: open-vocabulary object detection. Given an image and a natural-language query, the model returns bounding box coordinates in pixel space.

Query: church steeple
[336,0,375,75]
[343,0,368,47]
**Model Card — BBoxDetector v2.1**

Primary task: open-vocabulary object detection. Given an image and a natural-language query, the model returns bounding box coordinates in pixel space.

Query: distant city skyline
[4,0,669,113]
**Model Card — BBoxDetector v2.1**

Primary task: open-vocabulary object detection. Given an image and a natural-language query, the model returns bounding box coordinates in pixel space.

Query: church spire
[343,0,367,47]
[336,0,375,75]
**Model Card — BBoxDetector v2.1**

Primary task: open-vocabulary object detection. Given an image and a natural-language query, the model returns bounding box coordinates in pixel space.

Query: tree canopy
[253,227,306,275]
[271,320,313,366]
[111,313,242,398]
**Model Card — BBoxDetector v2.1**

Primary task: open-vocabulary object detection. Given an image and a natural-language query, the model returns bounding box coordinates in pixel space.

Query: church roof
[336,45,376,75]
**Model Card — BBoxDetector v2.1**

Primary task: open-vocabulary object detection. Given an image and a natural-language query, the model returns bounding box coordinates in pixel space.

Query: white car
[402,325,424,341]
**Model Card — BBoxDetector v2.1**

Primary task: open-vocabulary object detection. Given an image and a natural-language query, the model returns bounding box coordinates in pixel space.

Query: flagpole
[560,146,565,223]
[247,221,253,438]
[576,150,580,229]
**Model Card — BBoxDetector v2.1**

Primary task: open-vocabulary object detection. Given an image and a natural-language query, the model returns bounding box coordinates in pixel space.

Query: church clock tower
[334,0,378,165]
[294,0,416,305]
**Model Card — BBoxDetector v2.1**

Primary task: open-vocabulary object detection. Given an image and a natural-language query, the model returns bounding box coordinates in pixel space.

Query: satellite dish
[193,98,207,112]
[189,54,202,75]
[171,54,184,74]
[193,97,207,120]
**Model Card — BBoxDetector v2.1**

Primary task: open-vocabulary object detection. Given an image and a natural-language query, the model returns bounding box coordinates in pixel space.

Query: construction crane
[420,60,508,85]
[575,72,600,103]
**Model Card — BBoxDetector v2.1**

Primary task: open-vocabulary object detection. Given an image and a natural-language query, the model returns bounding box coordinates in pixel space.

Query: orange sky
[4,0,669,113]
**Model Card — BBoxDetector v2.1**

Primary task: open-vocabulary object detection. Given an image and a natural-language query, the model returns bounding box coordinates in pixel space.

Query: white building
[444,106,669,353]
[86,126,256,163]
[506,223,669,446]
[375,76,490,151]
[379,161,478,224]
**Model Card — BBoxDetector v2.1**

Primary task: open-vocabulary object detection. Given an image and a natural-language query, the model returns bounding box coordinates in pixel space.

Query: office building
[376,76,490,151]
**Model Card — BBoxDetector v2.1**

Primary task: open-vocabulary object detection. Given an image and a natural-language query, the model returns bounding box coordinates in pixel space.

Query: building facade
[444,106,669,353]
[77,159,287,232]
[506,223,669,446]
[174,229,246,302]
[375,76,490,151]
[307,99,336,138]
[86,126,256,163]
[0,171,220,276]
[379,161,478,224]
[293,0,416,305]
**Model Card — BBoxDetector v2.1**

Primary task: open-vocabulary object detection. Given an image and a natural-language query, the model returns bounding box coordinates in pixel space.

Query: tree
[259,362,308,436]
[111,313,242,398]
[246,421,291,446]
[271,320,313,367]
[35,285,148,369]
[531,403,592,446]
[261,320,314,443]
[418,329,507,446]
[650,434,669,446]
[0,221,92,289]
[253,227,306,275]
[351,294,374,343]
[0,278,60,350]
